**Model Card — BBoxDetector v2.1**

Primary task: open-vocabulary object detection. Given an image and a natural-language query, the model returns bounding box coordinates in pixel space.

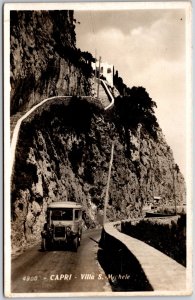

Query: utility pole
[95,49,97,80]
[97,56,101,100]
[103,142,114,225]
[173,165,177,215]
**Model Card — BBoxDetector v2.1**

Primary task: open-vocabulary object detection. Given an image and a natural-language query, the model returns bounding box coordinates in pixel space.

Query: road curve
[11,229,111,294]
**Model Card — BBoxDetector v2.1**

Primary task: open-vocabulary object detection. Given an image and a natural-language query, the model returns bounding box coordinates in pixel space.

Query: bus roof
[48,201,82,209]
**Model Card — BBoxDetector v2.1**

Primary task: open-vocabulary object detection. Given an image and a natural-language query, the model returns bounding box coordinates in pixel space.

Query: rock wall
[10,10,92,115]
[11,99,185,251]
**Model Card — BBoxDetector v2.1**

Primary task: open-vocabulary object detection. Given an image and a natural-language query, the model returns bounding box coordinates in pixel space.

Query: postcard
[4,1,192,297]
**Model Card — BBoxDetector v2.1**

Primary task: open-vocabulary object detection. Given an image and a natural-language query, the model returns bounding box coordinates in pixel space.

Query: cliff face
[10,11,92,115]
[11,98,185,251]
[10,11,185,252]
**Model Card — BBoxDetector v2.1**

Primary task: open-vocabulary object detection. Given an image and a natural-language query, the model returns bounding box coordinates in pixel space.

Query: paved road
[11,229,111,294]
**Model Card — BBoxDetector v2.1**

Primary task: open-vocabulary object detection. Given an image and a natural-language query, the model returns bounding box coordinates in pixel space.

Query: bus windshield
[50,208,73,221]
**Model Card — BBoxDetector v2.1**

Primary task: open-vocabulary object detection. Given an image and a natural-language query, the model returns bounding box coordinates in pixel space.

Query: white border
[4,1,192,297]
[185,2,193,294]
[4,3,11,297]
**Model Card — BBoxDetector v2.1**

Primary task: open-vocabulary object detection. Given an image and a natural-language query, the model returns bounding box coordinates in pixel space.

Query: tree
[115,86,159,138]
[81,51,95,64]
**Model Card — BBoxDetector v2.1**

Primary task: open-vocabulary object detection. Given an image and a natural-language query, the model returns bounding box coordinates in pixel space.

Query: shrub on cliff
[113,70,131,96]
[121,215,186,266]
[115,86,159,139]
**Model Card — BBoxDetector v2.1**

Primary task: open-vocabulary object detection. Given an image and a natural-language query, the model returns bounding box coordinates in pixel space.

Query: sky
[74,9,187,177]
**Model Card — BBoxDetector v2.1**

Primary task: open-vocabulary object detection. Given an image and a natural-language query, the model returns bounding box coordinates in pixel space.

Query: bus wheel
[41,238,47,251]
[73,237,78,252]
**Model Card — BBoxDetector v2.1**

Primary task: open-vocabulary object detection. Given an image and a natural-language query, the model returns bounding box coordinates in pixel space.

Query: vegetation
[114,86,159,139]
[113,70,131,96]
[121,214,186,266]
[113,68,159,139]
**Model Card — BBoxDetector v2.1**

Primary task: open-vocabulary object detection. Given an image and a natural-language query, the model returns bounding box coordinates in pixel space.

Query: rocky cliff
[10,10,92,115]
[11,97,185,251]
[10,11,185,252]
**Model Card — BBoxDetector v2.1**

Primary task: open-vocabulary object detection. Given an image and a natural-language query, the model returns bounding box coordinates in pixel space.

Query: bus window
[75,210,79,220]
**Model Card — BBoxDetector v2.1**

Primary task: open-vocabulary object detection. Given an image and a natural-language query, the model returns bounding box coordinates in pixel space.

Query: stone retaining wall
[98,222,153,291]
[99,221,186,292]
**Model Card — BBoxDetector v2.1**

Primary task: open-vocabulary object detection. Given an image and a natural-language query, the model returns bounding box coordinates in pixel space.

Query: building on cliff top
[91,60,114,86]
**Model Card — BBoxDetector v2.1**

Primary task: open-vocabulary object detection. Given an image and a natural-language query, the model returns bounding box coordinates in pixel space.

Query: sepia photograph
[4,1,192,297]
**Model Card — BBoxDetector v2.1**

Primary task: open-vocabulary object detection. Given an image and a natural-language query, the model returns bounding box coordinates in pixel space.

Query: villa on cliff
[91,60,114,86]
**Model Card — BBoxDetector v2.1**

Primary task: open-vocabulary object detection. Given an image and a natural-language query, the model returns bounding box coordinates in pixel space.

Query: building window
[100,66,104,73]
[107,68,112,73]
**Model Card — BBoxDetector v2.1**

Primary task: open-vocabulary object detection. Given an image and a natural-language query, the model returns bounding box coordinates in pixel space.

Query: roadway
[11,229,111,293]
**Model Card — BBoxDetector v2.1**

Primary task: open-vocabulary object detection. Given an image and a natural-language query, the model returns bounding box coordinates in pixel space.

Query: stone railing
[100,79,115,110]
[99,221,187,294]
[11,96,93,174]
